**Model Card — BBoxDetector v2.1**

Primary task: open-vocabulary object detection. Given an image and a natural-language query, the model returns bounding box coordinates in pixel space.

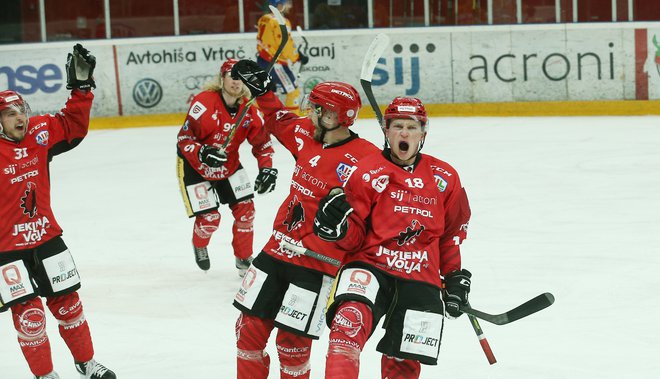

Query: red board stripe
[112,45,123,116]
[635,29,649,101]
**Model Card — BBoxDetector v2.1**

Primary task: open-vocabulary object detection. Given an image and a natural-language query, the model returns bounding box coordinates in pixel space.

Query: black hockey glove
[298,49,309,65]
[198,145,227,168]
[254,167,278,194]
[443,269,472,319]
[231,59,272,98]
[66,43,96,90]
[313,187,352,242]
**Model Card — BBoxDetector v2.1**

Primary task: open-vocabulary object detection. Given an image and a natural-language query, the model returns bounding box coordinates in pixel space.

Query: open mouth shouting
[398,141,410,154]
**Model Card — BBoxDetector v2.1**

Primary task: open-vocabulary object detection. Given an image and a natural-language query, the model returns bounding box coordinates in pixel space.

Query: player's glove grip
[66,43,96,90]
[254,167,278,194]
[198,145,227,168]
[313,188,352,241]
[443,268,472,319]
[231,59,272,98]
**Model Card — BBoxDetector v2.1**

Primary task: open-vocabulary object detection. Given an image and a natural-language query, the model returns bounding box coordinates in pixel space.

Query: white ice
[2,116,659,378]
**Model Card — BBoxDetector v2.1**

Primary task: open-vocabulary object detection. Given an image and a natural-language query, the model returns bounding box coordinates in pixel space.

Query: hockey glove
[231,59,272,98]
[66,43,96,90]
[198,145,227,168]
[254,167,278,194]
[298,49,309,65]
[313,187,352,241]
[443,269,472,319]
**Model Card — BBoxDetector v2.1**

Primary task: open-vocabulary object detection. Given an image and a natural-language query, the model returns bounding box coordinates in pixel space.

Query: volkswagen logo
[133,78,163,108]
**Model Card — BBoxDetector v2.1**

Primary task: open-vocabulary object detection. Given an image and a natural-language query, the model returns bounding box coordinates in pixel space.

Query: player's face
[222,74,245,98]
[0,106,28,142]
[386,118,425,165]
[309,105,339,140]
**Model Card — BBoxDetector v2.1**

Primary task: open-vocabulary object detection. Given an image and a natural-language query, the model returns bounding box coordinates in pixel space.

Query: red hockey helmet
[384,97,427,129]
[0,90,27,113]
[0,90,30,136]
[220,59,239,77]
[307,82,361,127]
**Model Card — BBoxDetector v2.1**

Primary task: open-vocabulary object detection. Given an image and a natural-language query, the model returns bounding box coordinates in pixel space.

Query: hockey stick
[295,26,309,77]
[460,292,555,326]
[467,306,497,364]
[221,5,288,149]
[360,33,390,127]
[280,240,342,267]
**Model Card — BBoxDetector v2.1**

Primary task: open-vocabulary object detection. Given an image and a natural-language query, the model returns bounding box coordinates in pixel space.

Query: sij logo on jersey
[336,163,353,183]
[394,219,425,246]
[20,182,38,218]
[283,195,305,232]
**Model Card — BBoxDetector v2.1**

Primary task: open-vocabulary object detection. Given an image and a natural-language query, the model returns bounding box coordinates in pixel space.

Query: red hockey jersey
[256,92,380,276]
[339,151,471,288]
[177,91,274,179]
[0,90,93,253]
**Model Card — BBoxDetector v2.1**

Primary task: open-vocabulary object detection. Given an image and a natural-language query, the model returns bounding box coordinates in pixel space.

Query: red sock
[12,297,53,376]
[192,212,220,247]
[230,200,255,260]
[381,355,421,379]
[47,292,94,363]
[236,313,274,379]
[325,301,373,379]
[276,329,312,379]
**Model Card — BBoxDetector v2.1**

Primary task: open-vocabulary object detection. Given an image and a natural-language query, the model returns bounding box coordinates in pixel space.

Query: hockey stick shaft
[222,5,288,149]
[280,241,342,267]
[460,292,555,325]
[467,311,497,364]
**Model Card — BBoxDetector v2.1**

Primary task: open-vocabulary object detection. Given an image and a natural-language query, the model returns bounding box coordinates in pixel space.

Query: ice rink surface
[1,115,659,378]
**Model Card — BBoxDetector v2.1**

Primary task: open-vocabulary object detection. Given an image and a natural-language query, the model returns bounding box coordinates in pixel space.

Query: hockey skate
[193,245,210,271]
[35,372,60,379]
[235,256,253,277]
[75,359,116,379]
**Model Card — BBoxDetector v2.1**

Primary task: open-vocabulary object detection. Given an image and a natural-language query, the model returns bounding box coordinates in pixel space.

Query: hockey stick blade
[360,34,389,82]
[461,293,555,326]
[360,34,389,127]
[280,241,342,267]
[222,6,288,149]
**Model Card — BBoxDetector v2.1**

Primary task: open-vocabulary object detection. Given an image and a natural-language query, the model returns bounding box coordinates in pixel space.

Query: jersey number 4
[308,155,321,167]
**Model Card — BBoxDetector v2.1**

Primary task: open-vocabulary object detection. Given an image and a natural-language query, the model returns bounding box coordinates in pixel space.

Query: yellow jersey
[257,13,300,65]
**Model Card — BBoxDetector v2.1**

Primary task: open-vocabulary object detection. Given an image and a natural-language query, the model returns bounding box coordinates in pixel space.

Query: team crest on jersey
[20,182,38,218]
[336,163,354,183]
[283,195,305,232]
[394,219,425,246]
[434,174,448,192]
[188,101,207,120]
[35,130,49,146]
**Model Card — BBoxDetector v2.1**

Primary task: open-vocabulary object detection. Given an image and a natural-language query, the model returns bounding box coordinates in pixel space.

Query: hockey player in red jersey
[0,45,116,379]
[229,59,380,379]
[176,58,277,275]
[314,97,473,379]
